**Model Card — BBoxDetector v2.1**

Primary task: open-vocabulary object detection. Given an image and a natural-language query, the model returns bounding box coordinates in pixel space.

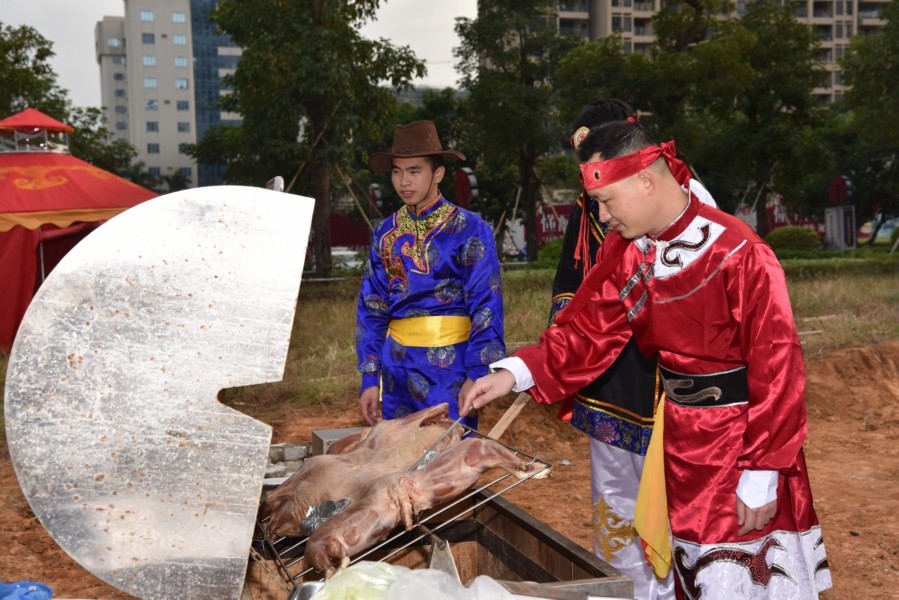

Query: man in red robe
[461,121,831,599]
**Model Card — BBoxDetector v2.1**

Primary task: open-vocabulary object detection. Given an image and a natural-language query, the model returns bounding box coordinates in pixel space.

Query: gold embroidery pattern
[381,202,456,286]
[592,496,636,563]
[0,165,120,191]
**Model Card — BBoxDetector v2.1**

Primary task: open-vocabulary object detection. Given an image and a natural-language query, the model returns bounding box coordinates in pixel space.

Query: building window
[147,121,159,132]
[173,34,188,45]
[177,122,190,133]
[142,33,155,44]
[143,55,157,66]
[115,105,127,113]
[146,99,158,110]
[107,37,121,48]
[176,100,190,111]
[173,12,187,23]
[147,143,160,154]
[178,167,192,178]
[114,89,126,97]
[149,167,161,177]
[116,121,127,130]
[140,10,154,22]
[113,72,125,81]
[174,56,189,67]
[112,56,125,64]
[175,78,189,89]
[179,143,190,154]
[144,77,158,88]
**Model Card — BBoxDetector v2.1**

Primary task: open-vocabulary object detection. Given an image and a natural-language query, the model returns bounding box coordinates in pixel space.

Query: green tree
[118,161,161,192]
[0,21,67,118]
[840,0,899,232]
[555,35,644,129]
[455,0,581,261]
[193,0,425,276]
[663,1,825,229]
[67,106,137,173]
[162,170,192,193]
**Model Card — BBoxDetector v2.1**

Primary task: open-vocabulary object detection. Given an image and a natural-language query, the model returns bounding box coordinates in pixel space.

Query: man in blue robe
[356,121,505,429]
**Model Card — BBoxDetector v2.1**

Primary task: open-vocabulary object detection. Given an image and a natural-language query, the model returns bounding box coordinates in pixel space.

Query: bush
[765,226,821,251]
[535,237,564,268]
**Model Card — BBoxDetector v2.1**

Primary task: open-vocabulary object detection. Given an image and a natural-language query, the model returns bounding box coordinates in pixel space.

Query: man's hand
[458,377,475,411]
[736,497,777,536]
[359,386,380,425]
[459,370,515,416]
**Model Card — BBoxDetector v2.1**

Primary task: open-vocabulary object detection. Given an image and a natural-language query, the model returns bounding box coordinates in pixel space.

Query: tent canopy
[0,152,158,232]
[0,107,158,351]
[0,107,74,133]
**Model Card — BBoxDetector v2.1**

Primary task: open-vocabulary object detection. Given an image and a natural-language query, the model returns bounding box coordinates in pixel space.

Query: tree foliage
[67,106,137,174]
[193,0,425,276]
[455,0,581,261]
[0,21,67,118]
[840,0,899,227]
[554,0,828,231]
[682,1,825,227]
[555,35,645,128]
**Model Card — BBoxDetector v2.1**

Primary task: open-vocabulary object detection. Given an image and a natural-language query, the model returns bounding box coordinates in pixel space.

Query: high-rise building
[95,0,241,188]
[186,0,241,186]
[557,0,892,105]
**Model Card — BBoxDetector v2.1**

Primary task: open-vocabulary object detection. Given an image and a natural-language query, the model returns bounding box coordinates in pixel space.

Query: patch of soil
[1,342,897,599]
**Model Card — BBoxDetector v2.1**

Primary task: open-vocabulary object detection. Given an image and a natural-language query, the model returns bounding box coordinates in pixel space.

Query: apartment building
[95,0,241,188]
[557,0,892,104]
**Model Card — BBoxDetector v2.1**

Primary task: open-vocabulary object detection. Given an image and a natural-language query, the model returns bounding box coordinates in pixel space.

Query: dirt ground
[1,341,897,599]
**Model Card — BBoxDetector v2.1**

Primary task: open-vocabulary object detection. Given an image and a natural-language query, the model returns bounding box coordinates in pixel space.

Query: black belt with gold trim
[659,366,748,407]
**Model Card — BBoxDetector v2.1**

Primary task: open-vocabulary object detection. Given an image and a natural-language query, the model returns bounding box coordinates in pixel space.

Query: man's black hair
[573,98,635,131]
[577,121,659,162]
[424,155,445,171]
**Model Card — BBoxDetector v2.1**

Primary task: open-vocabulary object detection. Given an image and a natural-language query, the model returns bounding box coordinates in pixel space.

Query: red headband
[579,140,681,191]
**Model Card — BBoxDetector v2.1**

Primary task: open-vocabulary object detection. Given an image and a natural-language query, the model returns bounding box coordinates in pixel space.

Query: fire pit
[246,439,632,600]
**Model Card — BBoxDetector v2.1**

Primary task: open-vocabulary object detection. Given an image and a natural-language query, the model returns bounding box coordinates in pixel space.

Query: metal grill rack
[252,433,551,589]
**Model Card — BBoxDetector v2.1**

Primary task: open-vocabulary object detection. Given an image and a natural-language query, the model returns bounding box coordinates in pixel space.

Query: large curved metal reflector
[4,186,314,599]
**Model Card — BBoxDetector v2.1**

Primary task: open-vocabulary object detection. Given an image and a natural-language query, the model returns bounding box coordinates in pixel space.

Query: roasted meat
[305,437,550,578]
[262,402,458,537]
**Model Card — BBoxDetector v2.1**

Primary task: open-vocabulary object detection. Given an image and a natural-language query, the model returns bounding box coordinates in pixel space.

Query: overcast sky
[1,0,478,109]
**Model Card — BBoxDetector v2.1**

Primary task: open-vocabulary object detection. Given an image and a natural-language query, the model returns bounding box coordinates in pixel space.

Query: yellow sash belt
[634,394,671,579]
[388,315,471,347]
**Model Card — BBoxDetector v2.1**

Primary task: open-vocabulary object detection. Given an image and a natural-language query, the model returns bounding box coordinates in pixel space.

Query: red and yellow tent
[0,108,158,351]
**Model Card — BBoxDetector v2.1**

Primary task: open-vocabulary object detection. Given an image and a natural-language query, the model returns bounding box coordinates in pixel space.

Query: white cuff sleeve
[488,357,534,392]
[736,470,779,508]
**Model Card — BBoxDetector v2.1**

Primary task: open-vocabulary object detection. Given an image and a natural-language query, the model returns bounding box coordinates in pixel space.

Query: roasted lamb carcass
[262,402,459,537]
[305,437,550,578]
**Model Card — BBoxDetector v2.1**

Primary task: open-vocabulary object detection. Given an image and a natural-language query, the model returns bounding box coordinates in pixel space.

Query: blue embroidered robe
[356,196,505,429]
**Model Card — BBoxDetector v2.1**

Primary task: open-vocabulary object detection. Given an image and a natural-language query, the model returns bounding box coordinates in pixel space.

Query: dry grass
[1,265,897,431]
[223,266,899,417]
[788,273,899,358]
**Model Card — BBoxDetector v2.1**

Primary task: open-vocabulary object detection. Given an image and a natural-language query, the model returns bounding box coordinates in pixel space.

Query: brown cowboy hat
[368,120,466,173]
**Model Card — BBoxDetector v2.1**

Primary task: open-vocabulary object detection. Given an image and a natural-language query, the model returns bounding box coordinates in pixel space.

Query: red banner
[536,204,574,247]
